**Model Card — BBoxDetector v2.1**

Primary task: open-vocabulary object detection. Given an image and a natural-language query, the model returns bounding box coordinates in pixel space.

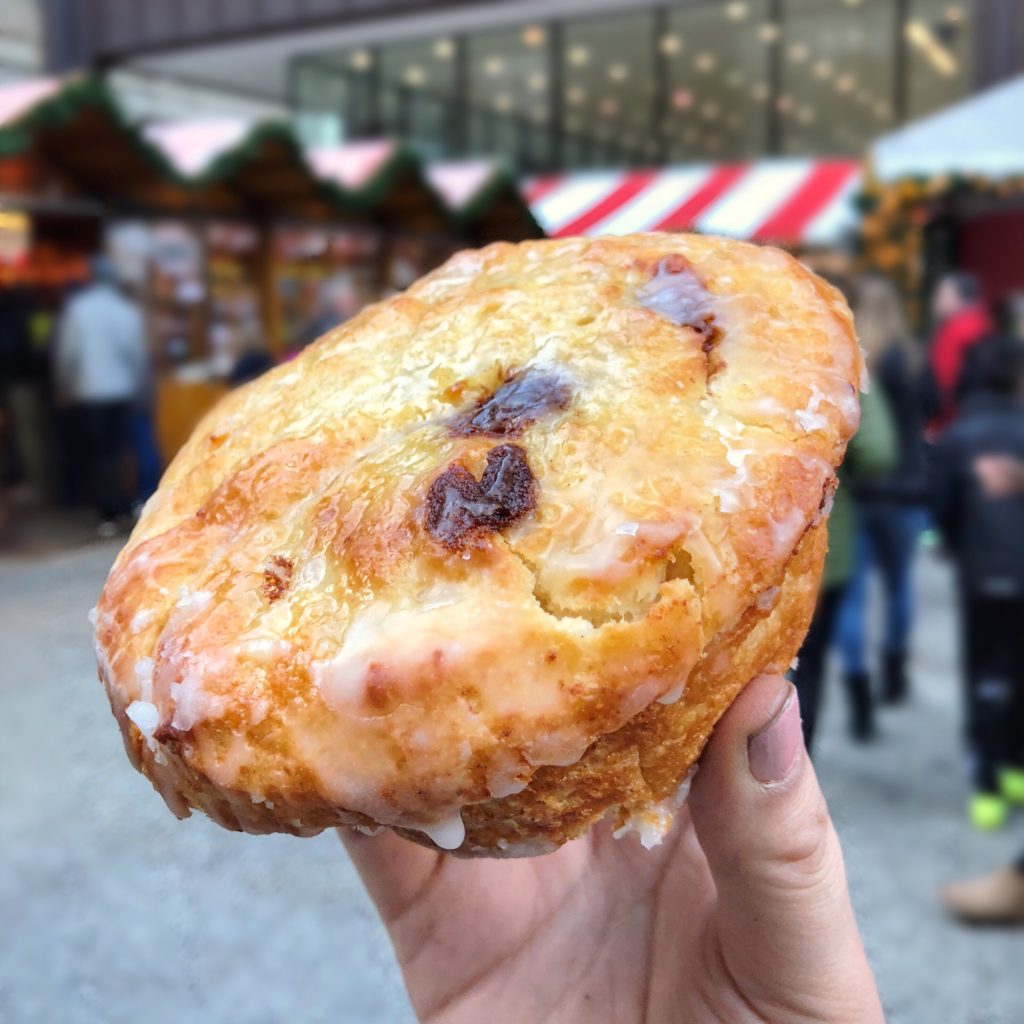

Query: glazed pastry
[93,234,861,856]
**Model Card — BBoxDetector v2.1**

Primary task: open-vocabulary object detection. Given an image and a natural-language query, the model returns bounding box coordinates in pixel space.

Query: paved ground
[2,540,1021,1024]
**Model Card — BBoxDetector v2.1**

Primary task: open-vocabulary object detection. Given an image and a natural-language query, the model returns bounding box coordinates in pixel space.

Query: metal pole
[892,0,909,125]
[766,0,784,155]
[653,5,670,165]
[548,21,564,172]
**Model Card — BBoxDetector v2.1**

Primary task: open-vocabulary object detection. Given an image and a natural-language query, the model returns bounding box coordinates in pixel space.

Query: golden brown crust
[93,234,860,855]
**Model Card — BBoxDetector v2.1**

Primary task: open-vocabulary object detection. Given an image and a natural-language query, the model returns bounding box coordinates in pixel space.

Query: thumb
[688,675,883,1022]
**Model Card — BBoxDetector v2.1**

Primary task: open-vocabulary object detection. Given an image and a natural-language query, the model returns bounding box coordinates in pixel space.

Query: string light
[493,94,512,112]
[813,59,833,79]
[566,85,586,105]
[726,2,748,20]
[759,23,780,43]
[568,45,590,67]
[432,38,454,60]
[350,49,373,71]
[659,34,682,56]
[528,71,547,93]
[403,65,425,87]
[672,88,694,109]
[521,24,546,48]
[789,42,809,62]
[609,62,629,82]
[695,52,717,72]
[905,20,958,76]
[484,56,505,76]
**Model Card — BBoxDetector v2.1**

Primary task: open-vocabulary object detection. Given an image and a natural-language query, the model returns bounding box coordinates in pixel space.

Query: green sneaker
[999,768,1024,805]
[969,793,1009,831]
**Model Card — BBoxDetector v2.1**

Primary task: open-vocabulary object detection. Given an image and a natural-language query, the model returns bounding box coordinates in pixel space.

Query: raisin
[262,555,294,602]
[694,316,721,353]
[426,444,537,550]
[637,256,721,348]
[453,368,571,437]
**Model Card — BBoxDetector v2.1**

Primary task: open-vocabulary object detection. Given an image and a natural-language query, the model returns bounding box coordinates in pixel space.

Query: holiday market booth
[0,75,542,461]
[864,74,1024,326]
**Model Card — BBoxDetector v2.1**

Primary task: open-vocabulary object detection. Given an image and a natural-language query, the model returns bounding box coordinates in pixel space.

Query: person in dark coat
[834,274,928,707]
[930,334,1024,830]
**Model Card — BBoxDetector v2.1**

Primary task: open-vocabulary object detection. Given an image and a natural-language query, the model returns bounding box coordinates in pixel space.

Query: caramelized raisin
[262,555,294,602]
[426,444,537,550]
[453,368,571,437]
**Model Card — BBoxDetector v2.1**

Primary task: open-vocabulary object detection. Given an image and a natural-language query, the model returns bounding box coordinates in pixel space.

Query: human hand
[340,675,884,1023]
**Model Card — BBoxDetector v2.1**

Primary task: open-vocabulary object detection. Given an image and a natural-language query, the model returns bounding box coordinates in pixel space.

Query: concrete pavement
[1,542,1020,1023]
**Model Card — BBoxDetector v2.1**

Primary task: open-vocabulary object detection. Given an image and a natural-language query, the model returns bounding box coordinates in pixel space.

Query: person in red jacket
[928,272,994,429]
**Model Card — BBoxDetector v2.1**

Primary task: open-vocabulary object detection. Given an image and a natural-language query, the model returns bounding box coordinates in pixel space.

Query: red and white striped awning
[526,159,860,247]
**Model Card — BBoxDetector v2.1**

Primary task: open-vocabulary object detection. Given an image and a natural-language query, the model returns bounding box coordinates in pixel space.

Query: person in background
[54,255,147,538]
[227,344,275,388]
[295,273,360,353]
[793,383,897,751]
[926,272,993,430]
[930,336,1024,831]
[834,275,927,706]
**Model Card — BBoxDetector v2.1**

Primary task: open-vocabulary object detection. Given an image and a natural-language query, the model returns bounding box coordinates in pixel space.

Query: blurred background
[2,1,1023,1021]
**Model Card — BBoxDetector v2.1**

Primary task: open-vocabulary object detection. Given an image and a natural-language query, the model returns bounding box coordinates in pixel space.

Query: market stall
[0,75,544,470]
[863,74,1024,324]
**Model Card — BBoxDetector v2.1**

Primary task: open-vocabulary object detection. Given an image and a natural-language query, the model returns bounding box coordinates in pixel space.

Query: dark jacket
[856,344,928,503]
[930,392,1024,596]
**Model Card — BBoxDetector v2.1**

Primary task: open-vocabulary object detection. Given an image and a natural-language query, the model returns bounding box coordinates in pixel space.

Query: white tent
[872,74,1024,181]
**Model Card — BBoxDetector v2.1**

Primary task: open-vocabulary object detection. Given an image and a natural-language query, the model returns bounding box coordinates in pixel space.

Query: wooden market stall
[0,75,544,467]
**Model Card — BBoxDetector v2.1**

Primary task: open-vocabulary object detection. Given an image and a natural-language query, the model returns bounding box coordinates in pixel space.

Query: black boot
[844,671,876,743]
[881,652,909,705]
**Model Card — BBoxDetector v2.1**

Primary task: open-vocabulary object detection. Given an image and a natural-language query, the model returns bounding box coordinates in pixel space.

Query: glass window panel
[379,37,456,100]
[660,1,771,162]
[905,0,972,120]
[292,59,346,145]
[781,0,894,156]
[467,25,550,156]
[562,12,655,166]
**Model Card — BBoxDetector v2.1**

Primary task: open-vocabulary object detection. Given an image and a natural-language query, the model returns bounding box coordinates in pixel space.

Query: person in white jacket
[55,256,147,534]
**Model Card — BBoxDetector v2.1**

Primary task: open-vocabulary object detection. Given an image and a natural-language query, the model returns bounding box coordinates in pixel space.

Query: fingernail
[747,684,802,785]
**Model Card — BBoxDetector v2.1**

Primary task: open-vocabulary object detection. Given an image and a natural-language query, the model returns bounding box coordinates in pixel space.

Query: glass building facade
[292,0,973,170]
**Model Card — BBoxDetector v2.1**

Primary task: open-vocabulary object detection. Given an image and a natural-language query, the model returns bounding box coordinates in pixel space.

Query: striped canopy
[526,159,860,247]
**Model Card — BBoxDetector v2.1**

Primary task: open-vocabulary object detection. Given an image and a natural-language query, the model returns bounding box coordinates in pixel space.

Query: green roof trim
[0,74,188,186]
[0,74,543,237]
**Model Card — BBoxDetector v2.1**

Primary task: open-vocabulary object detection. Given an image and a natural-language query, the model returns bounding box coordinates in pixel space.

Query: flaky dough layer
[94,234,860,854]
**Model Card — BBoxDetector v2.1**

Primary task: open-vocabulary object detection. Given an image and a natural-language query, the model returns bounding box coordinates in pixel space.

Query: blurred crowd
[0,257,359,539]
[0,256,157,538]
[2,248,1024,926]
[793,267,1024,927]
